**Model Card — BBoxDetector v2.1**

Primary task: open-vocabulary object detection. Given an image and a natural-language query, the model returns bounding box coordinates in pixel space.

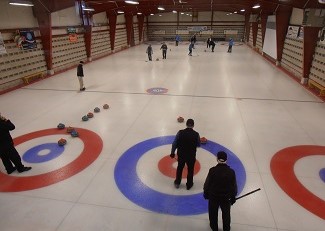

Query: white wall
[93,12,108,25]
[51,6,82,27]
[263,15,277,60]
[0,1,38,29]
[290,8,303,25]
[117,14,125,24]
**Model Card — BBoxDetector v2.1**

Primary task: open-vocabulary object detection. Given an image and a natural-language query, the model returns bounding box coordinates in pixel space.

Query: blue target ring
[320,168,325,183]
[114,136,246,215]
[22,143,65,163]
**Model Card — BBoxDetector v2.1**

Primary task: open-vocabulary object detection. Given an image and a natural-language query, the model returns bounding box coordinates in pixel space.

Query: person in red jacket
[0,113,32,174]
[203,151,237,231]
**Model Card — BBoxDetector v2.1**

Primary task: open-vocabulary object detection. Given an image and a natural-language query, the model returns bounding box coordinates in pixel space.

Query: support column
[125,14,134,46]
[107,13,117,51]
[137,14,144,42]
[33,2,53,74]
[302,26,321,84]
[244,13,250,43]
[260,13,268,46]
[275,5,292,66]
[252,22,258,47]
[84,25,92,61]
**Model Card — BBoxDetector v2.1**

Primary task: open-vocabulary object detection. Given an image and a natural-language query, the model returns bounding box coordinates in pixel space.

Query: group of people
[170,118,238,231]
[146,42,168,61]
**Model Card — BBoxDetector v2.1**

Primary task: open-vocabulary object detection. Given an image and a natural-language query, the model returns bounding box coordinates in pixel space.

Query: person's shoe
[18,167,32,173]
[174,183,180,189]
[81,87,86,91]
[186,183,193,190]
[7,167,16,174]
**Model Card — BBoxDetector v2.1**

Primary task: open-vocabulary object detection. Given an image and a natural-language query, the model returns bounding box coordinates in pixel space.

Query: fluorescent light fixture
[82,6,95,11]
[159,15,162,16]
[180,12,184,15]
[240,9,245,12]
[137,12,142,15]
[150,13,154,15]
[234,11,237,14]
[125,1,139,4]
[117,10,124,14]
[158,7,165,11]
[172,10,177,13]
[252,4,260,9]
[9,0,34,6]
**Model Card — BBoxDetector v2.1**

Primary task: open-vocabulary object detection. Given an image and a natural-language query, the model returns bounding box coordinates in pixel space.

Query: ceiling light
[150,13,154,15]
[137,12,142,15]
[9,0,34,6]
[240,9,245,12]
[117,10,124,14]
[159,15,162,16]
[252,4,260,9]
[125,1,139,4]
[82,6,95,11]
[180,12,184,14]
[158,7,165,11]
[234,11,237,14]
[172,10,177,13]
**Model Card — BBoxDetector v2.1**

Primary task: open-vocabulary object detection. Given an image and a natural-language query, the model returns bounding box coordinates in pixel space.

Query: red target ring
[271,145,325,219]
[158,155,201,178]
[0,128,103,192]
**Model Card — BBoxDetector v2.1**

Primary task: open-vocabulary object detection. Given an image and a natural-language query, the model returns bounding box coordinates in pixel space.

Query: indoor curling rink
[0,41,324,231]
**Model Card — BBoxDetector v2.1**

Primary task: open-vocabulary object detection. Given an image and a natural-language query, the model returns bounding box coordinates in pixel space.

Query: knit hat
[217,151,227,163]
[186,119,194,127]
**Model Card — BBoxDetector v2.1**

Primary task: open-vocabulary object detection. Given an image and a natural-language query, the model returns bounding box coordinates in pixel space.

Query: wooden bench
[308,79,325,96]
[22,72,44,84]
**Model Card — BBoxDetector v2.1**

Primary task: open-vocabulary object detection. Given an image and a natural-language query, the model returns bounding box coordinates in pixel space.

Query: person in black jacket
[210,40,216,52]
[160,42,168,59]
[77,61,86,91]
[0,113,32,174]
[170,119,200,190]
[203,151,237,231]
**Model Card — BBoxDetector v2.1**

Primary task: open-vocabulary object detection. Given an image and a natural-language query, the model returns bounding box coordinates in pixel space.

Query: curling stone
[103,104,109,109]
[200,137,208,144]
[156,58,159,61]
[58,138,67,146]
[82,115,89,121]
[94,107,100,113]
[177,116,184,123]
[87,112,94,118]
[57,123,65,129]
[71,130,79,137]
[66,126,74,133]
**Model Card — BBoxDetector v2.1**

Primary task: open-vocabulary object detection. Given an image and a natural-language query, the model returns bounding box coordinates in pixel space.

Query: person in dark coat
[170,119,200,190]
[160,42,168,59]
[0,113,32,174]
[77,61,86,91]
[203,151,237,231]
[210,40,216,52]
[190,34,197,48]
[188,42,194,56]
[146,44,153,61]
[207,37,211,48]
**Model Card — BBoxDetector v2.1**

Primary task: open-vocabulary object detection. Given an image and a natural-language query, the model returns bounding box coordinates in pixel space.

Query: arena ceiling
[33,0,325,15]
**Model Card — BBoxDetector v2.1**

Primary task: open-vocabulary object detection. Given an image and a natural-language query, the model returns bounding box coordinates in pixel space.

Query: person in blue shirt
[227,38,234,53]
[170,119,201,190]
[175,34,181,46]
